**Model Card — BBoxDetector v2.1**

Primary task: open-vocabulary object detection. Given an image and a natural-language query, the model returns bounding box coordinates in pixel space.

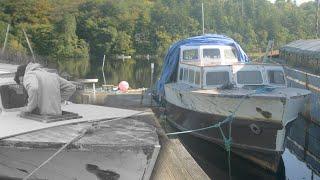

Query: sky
[268,0,314,5]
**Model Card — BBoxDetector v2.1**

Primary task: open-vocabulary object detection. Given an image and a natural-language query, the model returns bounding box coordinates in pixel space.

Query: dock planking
[151,138,210,180]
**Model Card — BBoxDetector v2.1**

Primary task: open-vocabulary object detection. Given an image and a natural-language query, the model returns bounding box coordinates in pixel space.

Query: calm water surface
[57,58,162,89]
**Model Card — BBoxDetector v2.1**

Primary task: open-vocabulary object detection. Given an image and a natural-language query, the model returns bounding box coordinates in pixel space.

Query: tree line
[0,0,317,62]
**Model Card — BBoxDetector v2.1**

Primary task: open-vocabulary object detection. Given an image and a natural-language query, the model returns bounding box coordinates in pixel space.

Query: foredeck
[169,82,310,99]
[0,115,158,151]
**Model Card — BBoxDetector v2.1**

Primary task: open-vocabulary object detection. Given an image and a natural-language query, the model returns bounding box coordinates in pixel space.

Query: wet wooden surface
[151,138,210,180]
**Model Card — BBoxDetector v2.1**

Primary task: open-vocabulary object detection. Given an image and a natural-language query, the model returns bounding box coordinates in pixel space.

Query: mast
[202,3,205,35]
[317,0,319,38]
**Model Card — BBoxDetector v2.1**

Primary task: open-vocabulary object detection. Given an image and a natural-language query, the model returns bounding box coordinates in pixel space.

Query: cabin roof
[0,63,17,73]
[280,39,320,54]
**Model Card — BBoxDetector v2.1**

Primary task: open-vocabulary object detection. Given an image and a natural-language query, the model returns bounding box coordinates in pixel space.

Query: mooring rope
[165,86,275,180]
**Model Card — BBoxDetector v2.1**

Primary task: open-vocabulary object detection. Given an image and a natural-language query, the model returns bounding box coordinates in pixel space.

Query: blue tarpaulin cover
[156,34,250,97]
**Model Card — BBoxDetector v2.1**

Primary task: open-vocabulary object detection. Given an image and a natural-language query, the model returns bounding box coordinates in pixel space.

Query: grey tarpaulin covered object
[155,34,250,97]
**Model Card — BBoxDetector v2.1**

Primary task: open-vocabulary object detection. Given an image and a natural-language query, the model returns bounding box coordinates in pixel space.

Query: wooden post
[22,29,36,63]
[1,24,10,54]
[305,73,309,90]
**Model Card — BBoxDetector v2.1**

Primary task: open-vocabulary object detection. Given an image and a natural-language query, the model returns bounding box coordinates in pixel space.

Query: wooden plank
[151,138,210,180]
[171,139,211,180]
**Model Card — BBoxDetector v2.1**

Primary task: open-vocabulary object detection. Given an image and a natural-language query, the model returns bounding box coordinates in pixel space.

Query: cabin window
[183,68,189,81]
[203,48,221,59]
[195,71,201,85]
[179,68,183,81]
[206,71,230,86]
[268,70,285,85]
[183,49,198,60]
[224,48,237,59]
[189,69,195,83]
[237,71,263,84]
[0,85,27,109]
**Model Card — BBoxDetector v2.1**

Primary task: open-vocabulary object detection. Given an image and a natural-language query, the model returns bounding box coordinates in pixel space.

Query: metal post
[2,24,10,54]
[93,83,96,95]
[150,63,154,106]
[22,29,36,63]
[202,3,205,35]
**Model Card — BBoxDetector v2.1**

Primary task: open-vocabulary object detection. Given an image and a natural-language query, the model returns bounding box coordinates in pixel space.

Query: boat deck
[0,109,160,180]
[168,82,310,99]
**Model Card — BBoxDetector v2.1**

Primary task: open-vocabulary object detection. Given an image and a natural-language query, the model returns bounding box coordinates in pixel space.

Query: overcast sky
[268,0,314,5]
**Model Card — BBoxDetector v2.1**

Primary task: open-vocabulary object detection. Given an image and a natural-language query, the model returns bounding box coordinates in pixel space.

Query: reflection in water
[89,58,162,89]
[283,149,320,180]
[56,58,162,89]
[57,58,90,79]
[177,132,286,180]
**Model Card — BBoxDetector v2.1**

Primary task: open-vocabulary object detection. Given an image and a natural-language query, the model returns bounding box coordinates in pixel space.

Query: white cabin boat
[162,40,311,172]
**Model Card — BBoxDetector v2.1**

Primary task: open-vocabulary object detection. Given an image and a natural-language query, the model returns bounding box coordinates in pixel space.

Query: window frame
[180,46,200,62]
[264,66,287,87]
[203,66,232,89]
[177,64,202,88]
[236,70,264,85]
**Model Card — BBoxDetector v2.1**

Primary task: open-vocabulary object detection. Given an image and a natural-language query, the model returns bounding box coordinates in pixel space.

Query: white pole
[150,63,154,106]
[22,29,36,63]
[202,3,205,35]
[2,24,10,54]
[102,55,106,85]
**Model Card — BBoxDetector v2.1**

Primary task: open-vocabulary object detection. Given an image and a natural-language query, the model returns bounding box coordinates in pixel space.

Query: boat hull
[165,102,284,172]
[0,118,160,180]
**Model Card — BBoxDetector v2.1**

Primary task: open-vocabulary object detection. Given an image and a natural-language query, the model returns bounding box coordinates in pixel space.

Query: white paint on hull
[165,82,310,152]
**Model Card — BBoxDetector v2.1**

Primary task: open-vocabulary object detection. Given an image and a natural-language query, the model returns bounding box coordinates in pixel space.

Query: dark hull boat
[166,102,283,172]
[156,34,310,172]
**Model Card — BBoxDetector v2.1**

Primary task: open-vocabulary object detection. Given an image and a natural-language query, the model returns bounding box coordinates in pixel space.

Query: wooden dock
[151,138,210,180]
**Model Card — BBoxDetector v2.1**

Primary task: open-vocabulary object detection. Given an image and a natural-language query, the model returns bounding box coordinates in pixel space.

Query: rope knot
[224,138,232,152]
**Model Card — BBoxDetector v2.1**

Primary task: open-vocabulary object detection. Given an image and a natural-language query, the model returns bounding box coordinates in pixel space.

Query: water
[56,58,163,89]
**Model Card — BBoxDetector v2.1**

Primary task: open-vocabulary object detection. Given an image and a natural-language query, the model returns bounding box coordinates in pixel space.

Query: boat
[0,63,160,180]
[156,34,311,172]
